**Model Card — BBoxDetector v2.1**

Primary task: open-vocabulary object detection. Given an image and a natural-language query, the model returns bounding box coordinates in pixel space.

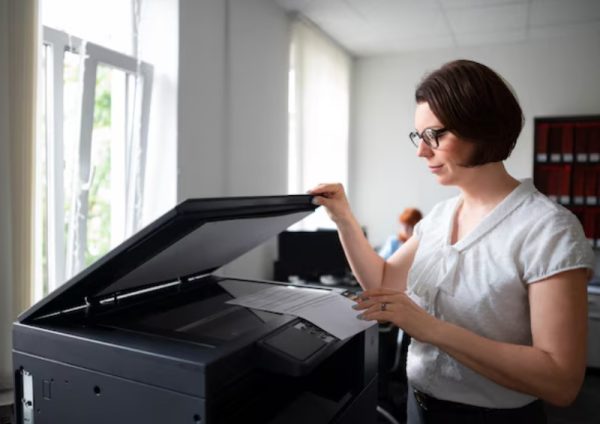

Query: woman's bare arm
[360,268,589,406]
[309,183,419,292]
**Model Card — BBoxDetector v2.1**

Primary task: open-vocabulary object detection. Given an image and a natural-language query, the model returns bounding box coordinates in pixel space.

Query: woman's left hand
[354,288,439,343]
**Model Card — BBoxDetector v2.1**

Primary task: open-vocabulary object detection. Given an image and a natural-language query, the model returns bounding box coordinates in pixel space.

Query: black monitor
[275,230,351,281]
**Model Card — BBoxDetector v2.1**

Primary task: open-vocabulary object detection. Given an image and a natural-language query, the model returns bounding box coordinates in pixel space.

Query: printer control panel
[259,319,338,375]
[292,321,336,344]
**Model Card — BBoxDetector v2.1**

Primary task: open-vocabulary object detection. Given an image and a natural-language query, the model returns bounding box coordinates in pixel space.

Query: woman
[309,60,594,423]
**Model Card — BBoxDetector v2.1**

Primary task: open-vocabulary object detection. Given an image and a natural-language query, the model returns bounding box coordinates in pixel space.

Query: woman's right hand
[307,183,353,225]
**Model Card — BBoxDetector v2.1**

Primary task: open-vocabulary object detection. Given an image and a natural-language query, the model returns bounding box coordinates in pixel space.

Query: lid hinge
[84,296,100,318]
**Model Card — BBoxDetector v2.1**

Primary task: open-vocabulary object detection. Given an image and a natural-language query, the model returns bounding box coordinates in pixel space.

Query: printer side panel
[12,322,207,397]
[333,377,378,424]
[334,324,379,424]
[13,351,205,424]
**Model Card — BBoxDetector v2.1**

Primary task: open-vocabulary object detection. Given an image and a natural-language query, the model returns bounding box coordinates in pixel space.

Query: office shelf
[533,115,600,249]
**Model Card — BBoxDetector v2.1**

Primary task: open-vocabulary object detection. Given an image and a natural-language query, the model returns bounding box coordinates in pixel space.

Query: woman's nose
[416,139,433,158]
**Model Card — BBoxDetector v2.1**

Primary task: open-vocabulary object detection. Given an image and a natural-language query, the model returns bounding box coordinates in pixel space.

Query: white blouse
[406,178,595,408]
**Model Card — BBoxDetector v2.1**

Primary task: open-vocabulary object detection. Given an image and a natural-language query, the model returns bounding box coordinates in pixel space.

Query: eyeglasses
[409,127,448,149]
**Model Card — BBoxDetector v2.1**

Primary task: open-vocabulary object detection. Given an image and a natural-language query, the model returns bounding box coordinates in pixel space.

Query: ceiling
[275,0,600,56]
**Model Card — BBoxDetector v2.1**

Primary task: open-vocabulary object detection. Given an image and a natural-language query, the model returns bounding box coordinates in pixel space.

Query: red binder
[561,124,574,162]
[575,124,589,162]
[559,165,571,204]
[596,210,600,249]
[572,167,585,205]
[584,210,595,245]
[534,167,547,194]
[589,125,600,162]
[536,123,549,162]
[548,125,562,163]
[569,207,584,225]
[585,168,598,205]
[547,169,560,202]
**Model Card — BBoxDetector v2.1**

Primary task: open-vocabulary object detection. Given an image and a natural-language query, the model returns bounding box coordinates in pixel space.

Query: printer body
[13,196,378,423]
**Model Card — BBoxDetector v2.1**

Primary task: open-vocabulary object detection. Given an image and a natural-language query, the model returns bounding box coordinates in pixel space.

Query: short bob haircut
[415,60,524,167]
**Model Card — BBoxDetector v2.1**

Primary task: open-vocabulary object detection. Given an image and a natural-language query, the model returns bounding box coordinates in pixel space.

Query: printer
[13,195,378,424]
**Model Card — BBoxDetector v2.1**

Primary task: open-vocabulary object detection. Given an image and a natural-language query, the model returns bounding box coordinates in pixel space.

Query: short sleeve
[413,218,424,239]
[521,210,595,284]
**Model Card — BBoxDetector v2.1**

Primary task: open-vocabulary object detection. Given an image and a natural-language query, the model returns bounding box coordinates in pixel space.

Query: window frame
[38,26,153,298]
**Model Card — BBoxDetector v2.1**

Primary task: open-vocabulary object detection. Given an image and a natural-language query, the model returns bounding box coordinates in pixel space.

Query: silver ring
[380,303,387,312]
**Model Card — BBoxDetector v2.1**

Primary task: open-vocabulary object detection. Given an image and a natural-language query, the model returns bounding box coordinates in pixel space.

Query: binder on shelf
[533,167,545,193]
[548,125,562,163]
[535,165,571,204]
[572,167,585,205]
[597,171,600,208]
[534,117,600,246]
[596,210,600,249]
[575,124,589,162]
[534,166,550,199]
[585,168,597,205]
[548,170,560,202]
[584,209,595,246]
[535,123,549,162]
[559,165,571,205]
[561,124,574,162]
[569,207,584,226]
[589,125,600,162]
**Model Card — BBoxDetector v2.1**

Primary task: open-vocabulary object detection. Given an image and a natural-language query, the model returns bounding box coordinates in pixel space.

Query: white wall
[178,0,290,279]
[140,0,178,226]
[178,0,228,199]
[351,33,600,247]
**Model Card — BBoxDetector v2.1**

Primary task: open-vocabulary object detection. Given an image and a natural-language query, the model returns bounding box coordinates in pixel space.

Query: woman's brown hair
[415,60,524,166]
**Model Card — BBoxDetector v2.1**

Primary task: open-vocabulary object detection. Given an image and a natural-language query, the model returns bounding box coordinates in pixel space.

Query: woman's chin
[435,174,452,186]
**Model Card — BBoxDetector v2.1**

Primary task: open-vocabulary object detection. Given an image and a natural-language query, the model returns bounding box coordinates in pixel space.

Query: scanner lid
[20,195,318,322]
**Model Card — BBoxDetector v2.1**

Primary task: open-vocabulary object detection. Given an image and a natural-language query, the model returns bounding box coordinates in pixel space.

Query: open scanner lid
[20,195,318,322]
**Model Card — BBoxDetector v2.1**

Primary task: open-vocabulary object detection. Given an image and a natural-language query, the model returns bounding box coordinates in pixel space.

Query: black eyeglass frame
[409,127,448,149]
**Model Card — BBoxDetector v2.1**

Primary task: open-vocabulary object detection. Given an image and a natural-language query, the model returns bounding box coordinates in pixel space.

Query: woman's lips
[429,164,443,173]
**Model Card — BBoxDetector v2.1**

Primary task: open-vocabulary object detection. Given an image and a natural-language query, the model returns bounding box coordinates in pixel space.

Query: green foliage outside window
[85,66,112,266]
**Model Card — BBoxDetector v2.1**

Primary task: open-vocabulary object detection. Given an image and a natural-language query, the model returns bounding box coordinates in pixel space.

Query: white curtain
[289,19,351,229]
[0,0,39,390]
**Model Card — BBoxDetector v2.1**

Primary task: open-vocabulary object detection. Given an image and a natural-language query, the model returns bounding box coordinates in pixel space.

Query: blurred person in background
[378,208,423,260]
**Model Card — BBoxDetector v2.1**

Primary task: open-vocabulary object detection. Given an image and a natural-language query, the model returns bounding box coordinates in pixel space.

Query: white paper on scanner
[226,285,375,340]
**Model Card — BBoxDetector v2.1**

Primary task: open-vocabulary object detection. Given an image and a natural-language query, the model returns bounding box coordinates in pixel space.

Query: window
[35,26,152,300]
[288,19,352,229]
